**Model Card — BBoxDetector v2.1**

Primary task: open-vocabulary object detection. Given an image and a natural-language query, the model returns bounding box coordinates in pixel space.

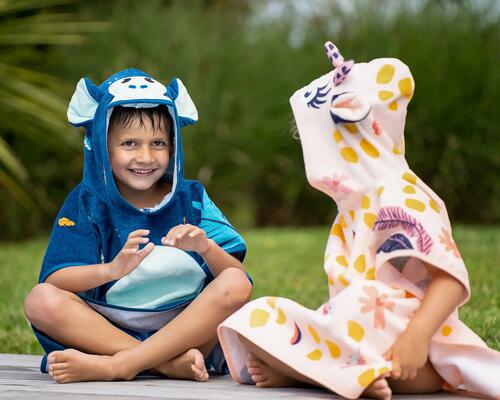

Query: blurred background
[1,0,499,240]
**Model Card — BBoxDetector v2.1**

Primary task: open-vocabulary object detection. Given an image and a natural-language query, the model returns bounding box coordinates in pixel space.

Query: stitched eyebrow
[121,78,131,83]
[144,78,154,83]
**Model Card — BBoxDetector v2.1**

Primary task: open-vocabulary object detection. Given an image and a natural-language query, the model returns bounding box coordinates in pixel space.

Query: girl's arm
[46,229,155,292]
[384,263,466,380]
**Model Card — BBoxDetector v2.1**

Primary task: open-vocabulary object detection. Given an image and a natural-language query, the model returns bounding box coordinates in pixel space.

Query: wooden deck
[0,354,466,399]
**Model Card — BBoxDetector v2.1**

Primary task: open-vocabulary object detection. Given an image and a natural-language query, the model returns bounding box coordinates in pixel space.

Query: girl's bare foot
[246,352,300,388]
[362,374,392,400]
[47,349,131,383]
[152,348,208,382]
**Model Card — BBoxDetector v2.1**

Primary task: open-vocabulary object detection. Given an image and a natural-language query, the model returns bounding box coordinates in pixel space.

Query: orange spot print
[266,297,277,309]
[354,255,366,273]
[360,139,380,158]
[348,320,365,342]
[405,198,426,212]
[341,147,359,163]
[330,224,346,243]
[429,199,440,213]
[377,187,384,196]
[336,255,348,267]
[308,325,321,344]
[405,290,416,298]
[393,144,402,154]
[276,308,286,325]
[378,90,393,101]
[379,366,390,375]
[249,309,269,328]
[307,349,323,361]
[376,64,395,84]
[361,195,370,209]
[358,368,375,387]
[325,339,341,358]
[365,267,376,280]
[398,77,413,100]
[349,210,355,220]
[328,276,334,286]
[333,129,342,143]
[339,214,347,228]
[364,213,377,229]
[442,325,453,337]
[402,172,417,184]
[58,217,75,227]
[345,123,359,134]
[339,273,350,287]
[403,185,416,194]
[388,100,398,111]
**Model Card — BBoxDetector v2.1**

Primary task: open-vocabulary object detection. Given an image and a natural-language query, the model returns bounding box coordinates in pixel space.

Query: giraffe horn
[324,41,344,68]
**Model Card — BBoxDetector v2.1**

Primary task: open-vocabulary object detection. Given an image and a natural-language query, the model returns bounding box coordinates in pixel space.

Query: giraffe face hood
[66,68,198,213]
[290,42,414,205]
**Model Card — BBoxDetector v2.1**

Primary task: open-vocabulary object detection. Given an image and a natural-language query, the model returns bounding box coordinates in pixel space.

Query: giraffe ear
[166,78,198,127]
[67,77,101,127]
[330,92,371,124]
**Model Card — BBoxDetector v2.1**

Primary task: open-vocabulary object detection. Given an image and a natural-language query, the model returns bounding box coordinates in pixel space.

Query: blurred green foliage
[0,0,499,240]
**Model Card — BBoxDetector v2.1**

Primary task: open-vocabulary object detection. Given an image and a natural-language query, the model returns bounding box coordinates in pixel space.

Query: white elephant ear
[167,78,198,127]
[67,77,100,127]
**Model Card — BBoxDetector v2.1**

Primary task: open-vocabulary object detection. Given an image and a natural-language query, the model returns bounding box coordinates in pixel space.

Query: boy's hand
[162,224,211,254]
[383,324,430,381]
[107,229,154,280]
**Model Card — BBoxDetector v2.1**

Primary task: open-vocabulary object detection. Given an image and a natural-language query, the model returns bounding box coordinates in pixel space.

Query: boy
[24,69,252,383]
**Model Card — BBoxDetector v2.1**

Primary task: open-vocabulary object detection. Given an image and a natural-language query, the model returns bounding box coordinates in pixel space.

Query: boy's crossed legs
[24,267,251,383]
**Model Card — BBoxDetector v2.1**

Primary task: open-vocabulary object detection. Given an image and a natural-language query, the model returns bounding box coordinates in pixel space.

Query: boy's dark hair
[109,105,174,151]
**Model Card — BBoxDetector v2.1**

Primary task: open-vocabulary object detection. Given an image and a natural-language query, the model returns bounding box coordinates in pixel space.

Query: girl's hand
[383,325,430,381]
[162,224,211,254]
[107,229,155,280]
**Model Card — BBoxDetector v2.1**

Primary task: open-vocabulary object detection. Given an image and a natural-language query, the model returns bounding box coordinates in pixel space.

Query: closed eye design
[305,84,331,109]
[121,78,131,83]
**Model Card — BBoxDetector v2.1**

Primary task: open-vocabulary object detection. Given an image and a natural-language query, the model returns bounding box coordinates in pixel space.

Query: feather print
[373,206,433,254]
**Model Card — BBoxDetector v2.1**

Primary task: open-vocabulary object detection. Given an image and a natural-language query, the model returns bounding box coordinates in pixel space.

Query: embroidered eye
[121,78,131,83]
[305,84,330,109]
[144,78,154,83]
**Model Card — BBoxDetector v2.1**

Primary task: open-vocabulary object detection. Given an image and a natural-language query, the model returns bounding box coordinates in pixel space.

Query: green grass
[0,226,498,354]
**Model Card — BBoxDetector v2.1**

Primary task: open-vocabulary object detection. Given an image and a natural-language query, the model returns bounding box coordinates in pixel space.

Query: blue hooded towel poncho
[33,69,246,372]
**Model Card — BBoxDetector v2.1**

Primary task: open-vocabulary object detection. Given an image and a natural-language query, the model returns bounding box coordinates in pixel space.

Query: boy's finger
[391,361,401,379]
[408,368,417,381]
[188,228,203,238]
[383,348,392,360]
[124,237,149,249]
[128,229,150,239]
[138,242,155,259]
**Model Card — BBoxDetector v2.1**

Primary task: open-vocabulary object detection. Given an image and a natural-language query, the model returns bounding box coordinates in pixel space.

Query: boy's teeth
[132,169,153,174]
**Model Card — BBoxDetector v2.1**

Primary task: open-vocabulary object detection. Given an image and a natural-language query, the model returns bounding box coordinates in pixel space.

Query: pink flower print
[322,302,332,315]
[359,286,395,330]
[322,173,353,195]
[372,120,382,136]
[439,228,462,259]
[341,349,366,368]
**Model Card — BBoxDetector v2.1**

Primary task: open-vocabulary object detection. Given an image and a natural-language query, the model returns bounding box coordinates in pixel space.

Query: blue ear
[67,77,102,127]
[166,78,198,128]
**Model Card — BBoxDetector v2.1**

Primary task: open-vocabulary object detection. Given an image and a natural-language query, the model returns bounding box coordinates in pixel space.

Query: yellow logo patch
[58,217,75,227]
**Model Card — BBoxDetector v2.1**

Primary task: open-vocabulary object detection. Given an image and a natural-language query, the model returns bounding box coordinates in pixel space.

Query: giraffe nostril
[128,84,137,89]
[140,85,148,89]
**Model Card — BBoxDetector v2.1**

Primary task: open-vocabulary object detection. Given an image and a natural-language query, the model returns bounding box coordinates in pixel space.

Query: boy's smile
[107,116,171,208]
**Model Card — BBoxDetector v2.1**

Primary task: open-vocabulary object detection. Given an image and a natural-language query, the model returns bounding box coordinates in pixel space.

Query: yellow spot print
[276,308,286,325]
[442,325,453,337]
[339,214,347,228]
[364,213,377,229]
[348,320,365,342]
[378,90,394,101]
[266,297,277,309]
[58,217,75,227]
[354,255,366,273]
[360,139,380,158]
[379,367,390,375]
[330,224,346,243]
[429,199,440,213]
[361,195,371,209]
[307,349,323,361]
[388,100,398,111]
[402,172,417,184]
[399,77,413,100]
[376,64,395,84]
[358,368,375,388]
[345,123,359,134]
[339,273,350,287]
[403,185,416,194]
[325,339,341,358]
[341,147,359,163]
[333,129,342,143]
[393,144,402,155]
[377,187,384,196]
[249,309,270,328]
[405,198,426,212]
[328,276,334,286]
[366,267,376,280]
[308,325,321,344]
[349,210,355,220]
[336,255,348,267]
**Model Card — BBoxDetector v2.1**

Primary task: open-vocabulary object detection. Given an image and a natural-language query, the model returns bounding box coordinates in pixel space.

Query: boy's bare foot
[152,348,209,382]
[47,349,129,383]
[362,374,392,400]
[246,352,300,387]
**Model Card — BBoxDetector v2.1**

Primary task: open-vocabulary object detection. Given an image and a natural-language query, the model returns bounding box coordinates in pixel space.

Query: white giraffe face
[108,76,170,102]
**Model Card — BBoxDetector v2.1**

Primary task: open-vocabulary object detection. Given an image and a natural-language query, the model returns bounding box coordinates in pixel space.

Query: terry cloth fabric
[218,43,500,399]
[35,69,246,372]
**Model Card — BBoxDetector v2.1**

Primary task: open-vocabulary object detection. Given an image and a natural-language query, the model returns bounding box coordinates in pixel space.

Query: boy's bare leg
[43,267,251,383]
[24,283,214,380]
[388,361,443,394]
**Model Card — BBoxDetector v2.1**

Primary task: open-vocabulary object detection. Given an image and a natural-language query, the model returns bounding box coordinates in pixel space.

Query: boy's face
[107,116,170,198]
